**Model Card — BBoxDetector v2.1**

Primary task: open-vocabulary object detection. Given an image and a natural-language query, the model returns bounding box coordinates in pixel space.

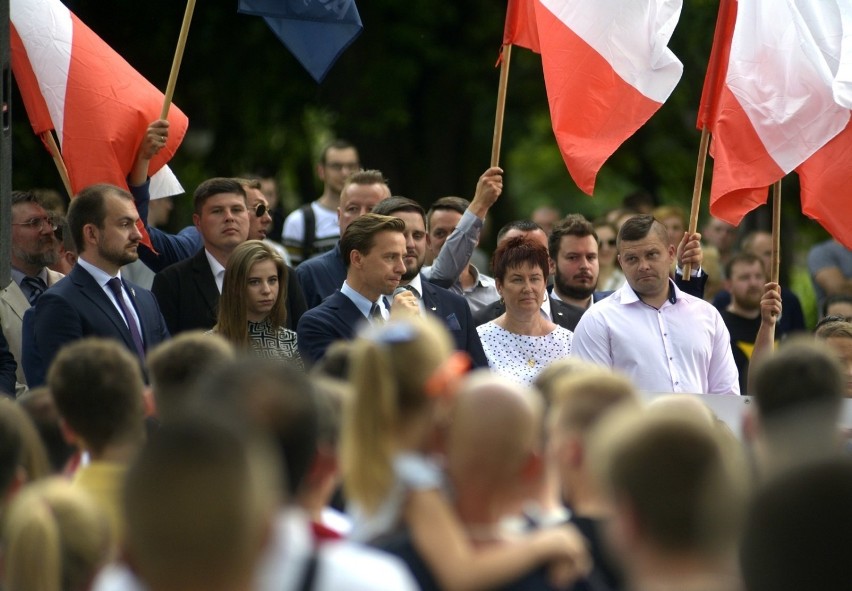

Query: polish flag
[504,0,684,195]
[10,0,188,200]
[702,0,852,247]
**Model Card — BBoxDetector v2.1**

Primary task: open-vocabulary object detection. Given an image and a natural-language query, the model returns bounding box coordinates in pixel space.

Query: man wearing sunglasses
[0,191,64,394]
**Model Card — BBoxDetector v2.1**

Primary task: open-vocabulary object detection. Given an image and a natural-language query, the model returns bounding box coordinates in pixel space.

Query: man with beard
[719,253,773,394]
[1,191,65,393]
[371,198,488,367]
[27,185,170,385]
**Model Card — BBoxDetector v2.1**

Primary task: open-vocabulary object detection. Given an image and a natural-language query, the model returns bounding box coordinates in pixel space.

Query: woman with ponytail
[342,317,588,591]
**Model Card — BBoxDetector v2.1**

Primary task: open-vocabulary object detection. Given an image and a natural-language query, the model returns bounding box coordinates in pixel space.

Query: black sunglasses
[599,239,617,247]
[253,203,268,218]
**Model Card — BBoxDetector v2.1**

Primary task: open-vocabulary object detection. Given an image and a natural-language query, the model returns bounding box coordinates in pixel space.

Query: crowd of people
[2,128,852,591]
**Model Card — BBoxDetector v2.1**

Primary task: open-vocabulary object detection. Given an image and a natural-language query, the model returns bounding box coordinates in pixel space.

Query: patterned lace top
[247,320,304,370]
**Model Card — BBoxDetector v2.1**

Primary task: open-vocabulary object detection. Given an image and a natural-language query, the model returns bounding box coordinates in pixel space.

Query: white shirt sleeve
[572,309,613,368]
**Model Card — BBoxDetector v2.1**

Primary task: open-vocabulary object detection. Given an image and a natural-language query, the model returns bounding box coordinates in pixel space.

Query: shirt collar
[204,249,226,293]
[341,281,377,319]
[77,257,120,287]
[619,278,680,307]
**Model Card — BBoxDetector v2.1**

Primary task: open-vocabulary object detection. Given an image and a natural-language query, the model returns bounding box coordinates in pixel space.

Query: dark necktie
[370,302,385,324]
[21,276,47,306]
[106,277,145,358]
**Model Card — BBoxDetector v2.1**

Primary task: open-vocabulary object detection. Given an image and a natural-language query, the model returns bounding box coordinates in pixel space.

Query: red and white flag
[504,0,684,195]
[702,0,852,247]
[10,0,188,200]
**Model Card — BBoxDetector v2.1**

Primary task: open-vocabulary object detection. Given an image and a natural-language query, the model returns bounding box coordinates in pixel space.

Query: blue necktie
[107,278,145,359]
[21,276,47,306]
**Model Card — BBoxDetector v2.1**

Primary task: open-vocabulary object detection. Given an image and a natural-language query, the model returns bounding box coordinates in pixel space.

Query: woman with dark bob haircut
[476,236,573,385]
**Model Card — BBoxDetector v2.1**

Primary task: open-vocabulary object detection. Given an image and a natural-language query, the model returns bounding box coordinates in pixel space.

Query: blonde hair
[342,317,453,513]
[3,478,110,591]
[551,369,639,436]
[216,240,287,348]
[0,398,51,496]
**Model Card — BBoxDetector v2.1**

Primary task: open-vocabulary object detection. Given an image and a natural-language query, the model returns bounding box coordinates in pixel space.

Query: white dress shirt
[204,249,227,293]
[573,280,740,395]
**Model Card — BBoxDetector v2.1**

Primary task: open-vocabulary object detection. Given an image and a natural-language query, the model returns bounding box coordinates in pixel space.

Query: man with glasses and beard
[1,191,64,393]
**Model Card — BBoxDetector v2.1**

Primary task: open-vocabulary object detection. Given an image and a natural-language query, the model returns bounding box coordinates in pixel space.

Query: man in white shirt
[573,215,739,395]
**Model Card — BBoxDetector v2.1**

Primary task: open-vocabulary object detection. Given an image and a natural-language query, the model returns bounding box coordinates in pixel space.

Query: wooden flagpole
[41,131,73,197]
[682,126,710,279]
[491,44,513,167]
[771,179,781,284]
[161,0,197,120]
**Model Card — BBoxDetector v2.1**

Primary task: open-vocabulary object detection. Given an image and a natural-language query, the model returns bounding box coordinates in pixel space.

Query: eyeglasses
[599,239,617,247]
[12,216,58,232]
[816,315,852,328]
[324,162,360,172]
[253,203,268,218]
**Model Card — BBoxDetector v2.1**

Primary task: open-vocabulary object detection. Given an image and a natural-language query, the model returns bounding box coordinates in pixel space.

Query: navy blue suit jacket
[26,264,169,387]
[297,283,488,368]
[297,291,364,365]
[296,244,347,309]
[418,281,488,368]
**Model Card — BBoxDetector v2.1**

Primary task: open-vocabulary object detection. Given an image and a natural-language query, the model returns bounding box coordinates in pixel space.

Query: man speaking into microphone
[371,198,487,368]
[297,204,487,367]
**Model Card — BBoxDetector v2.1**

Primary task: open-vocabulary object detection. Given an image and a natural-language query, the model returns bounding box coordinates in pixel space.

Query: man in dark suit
[475,216,707,330]
[371,198,488,368]
[296,170,391,309]
[28,184,170,385]
[151,178,257,335]
[297,214,408,364]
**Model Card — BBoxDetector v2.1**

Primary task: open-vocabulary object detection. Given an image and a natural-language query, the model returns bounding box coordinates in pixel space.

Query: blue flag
[238,0,363,83]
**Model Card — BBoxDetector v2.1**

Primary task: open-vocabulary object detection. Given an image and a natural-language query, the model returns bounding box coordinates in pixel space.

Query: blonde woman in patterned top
[476,236,573,385]
[213,240,303,368]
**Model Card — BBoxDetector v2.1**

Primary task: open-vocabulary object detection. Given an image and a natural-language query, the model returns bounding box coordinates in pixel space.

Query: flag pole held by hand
[161,0,197,120]
[683,126,710,280]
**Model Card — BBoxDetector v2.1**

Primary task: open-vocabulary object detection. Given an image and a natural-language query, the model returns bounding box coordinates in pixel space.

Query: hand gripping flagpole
[161,0,197,119]
[682,127,710,280]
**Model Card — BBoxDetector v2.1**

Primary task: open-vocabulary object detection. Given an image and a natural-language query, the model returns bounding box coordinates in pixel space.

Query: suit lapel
[420,283,440,315]
[191,250,221,317]
[71,266,136,350]
[0,282,30,321]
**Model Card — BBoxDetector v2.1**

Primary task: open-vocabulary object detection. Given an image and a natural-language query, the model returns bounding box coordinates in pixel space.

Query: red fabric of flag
[11,0,189,250]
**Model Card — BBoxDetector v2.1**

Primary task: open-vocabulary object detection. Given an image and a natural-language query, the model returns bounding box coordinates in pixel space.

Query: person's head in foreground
[590,406,748,589]
[748,337,845,479]
[342,316,465,515]
[740,458,852,591]
[3,478,110,591]
[122,419,278,591]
